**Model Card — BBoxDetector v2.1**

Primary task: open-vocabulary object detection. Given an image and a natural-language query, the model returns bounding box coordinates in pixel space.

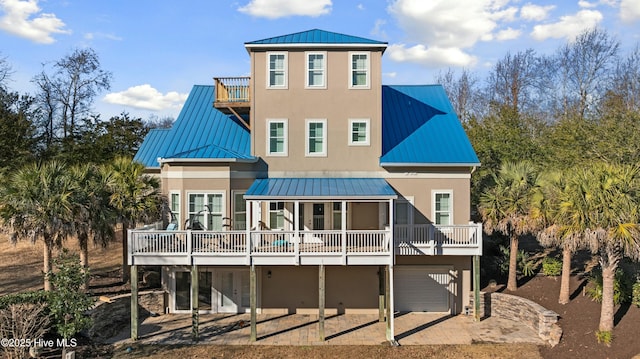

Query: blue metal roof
[245,178,397,200]
[246,29,387,46]
[380,85,480,166]
[133,85,255,168]
[134,128,171,168]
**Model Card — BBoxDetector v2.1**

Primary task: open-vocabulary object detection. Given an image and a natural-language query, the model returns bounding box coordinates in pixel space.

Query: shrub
[498,245,536,277]
[595,330,613,346]
[633,281,640,308]
[541,257,562,276]
[586,267,633,305]
[0,304,50,359]
[0,291,49,310]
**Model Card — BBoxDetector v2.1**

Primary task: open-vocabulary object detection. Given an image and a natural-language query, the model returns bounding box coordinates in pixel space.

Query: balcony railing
[214,77,250,104]
[128,224,482,265]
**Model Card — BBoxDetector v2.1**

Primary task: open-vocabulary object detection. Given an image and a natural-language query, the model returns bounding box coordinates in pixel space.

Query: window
[350,52,369,88]
[267,119,288,156]
[169,192,180,229]
[233,192,246,230]
[433,191,453,225]
[269,202,285,229]
[188,193,224,230]
[349,119,370,146]
[267,52,287,88]
[306,52,326,88]
[332,202,345,230]
[306,119,327,156]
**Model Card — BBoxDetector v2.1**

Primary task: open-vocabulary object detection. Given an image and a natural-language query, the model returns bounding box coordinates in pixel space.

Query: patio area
[107,313,545,346]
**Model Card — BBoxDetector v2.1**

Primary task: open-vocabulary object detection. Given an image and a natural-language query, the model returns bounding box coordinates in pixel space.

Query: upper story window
[306,52,326,88]
[232,191,246,230]
[433,191,453,225]
[350,52,370,89]
[169,192,180,229]
[349,119,370,146]
[306,119,327,157]
[267,119,288,156]
[267,52,287,88]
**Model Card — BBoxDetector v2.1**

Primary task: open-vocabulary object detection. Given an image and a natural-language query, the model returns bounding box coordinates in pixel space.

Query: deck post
[385,265,395,342]
[191,265,199,342]
[319,263,325,341]
[378,266,385,322]
[130,265,138,340]
[294,201,300,265]
[473,255,481,321]
[246,201,252,265]
[250,264,257,341]
[341,201,347,265]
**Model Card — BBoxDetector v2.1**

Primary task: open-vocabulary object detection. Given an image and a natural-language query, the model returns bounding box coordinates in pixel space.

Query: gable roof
[380,85,480,166]
[245,29,387,50]
[133,85,254,168]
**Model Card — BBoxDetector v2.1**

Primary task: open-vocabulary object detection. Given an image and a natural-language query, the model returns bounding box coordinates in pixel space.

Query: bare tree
[0,53,12,91]
[486,49,540,115]
[555,27,619,119]
[608,44,640,112]
[435,68,481,122]
[32,48,112,144]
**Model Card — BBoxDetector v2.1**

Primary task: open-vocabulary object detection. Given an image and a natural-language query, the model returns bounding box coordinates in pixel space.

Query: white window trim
[186,191,226,231]
[231,190,247,230]
[169,191,181,229]
[266,52,288,89]
[266,119,288,156]
[432,190,453,226]
[348,118,370,146]
[349,52,370,89]
[305,51,327,89]
[305,119,328,157]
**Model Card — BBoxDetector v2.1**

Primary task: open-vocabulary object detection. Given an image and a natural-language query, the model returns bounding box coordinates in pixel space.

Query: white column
[341,200,347,264]
[246,200,252,265]
[294,200,300,265]
[388,198,394,260]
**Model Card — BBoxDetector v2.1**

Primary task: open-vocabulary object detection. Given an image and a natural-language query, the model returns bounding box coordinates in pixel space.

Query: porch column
[319,263,325,341]
[246,201,252,265]
[191,265,199,342]
[388,199,394,257]
[250,264,257,341]
[294,200,300,265]
[385,265,395,342]
[473,255,481,321]
[378,266,385,322]
[341,201,347,264]
[130,265,138,340]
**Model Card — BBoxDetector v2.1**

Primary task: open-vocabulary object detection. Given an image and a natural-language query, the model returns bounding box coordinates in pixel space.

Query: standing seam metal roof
[245,29,387,45]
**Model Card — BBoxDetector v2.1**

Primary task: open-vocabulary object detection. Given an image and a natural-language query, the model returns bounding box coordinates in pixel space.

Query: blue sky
[0,0,639,120]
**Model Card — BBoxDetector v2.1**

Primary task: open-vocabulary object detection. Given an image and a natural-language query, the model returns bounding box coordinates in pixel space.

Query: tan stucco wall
[250,48,384,172]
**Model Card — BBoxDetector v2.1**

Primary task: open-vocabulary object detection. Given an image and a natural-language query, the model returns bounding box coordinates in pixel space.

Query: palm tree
[479,161,540,291]
[0,161,73,291]
[106,157,162,283]
[555,163,640,334]
[533,170,590,304]
[68,163,117,289]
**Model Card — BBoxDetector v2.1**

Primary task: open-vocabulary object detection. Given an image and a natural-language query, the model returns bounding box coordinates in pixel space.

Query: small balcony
[213,77,250,116]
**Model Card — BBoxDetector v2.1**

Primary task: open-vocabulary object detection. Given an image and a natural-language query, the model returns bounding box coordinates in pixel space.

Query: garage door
[394,266,452,313]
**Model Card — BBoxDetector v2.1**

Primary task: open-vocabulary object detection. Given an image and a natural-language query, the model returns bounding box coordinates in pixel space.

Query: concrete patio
[107,312,546,346]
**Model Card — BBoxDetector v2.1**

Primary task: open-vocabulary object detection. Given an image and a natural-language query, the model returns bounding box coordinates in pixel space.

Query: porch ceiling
[244,178,397,200]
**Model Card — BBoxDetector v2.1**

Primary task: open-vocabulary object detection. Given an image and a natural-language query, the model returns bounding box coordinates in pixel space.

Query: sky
[0,0,639,120]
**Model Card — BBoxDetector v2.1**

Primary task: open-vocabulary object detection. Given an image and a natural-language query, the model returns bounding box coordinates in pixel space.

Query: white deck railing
[128,224,481,263]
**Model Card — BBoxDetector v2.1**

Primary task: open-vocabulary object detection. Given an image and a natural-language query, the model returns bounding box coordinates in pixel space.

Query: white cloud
[530,9,603,40]
[84,32,122,41]
[520,3,555,21]
[0,0,70,44]
[103,85,188,111]
[387,44,478,67]
[387,0,522,67]
[496,27,522,40]
[357,3,364,10]
[383,72,397,78]
[578,0,597,8]
[238,0,331,19]
[371,19,387,38]
[620,0,640,23]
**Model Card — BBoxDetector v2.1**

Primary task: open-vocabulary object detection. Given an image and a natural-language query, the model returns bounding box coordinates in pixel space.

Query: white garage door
[394,266,452,313]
